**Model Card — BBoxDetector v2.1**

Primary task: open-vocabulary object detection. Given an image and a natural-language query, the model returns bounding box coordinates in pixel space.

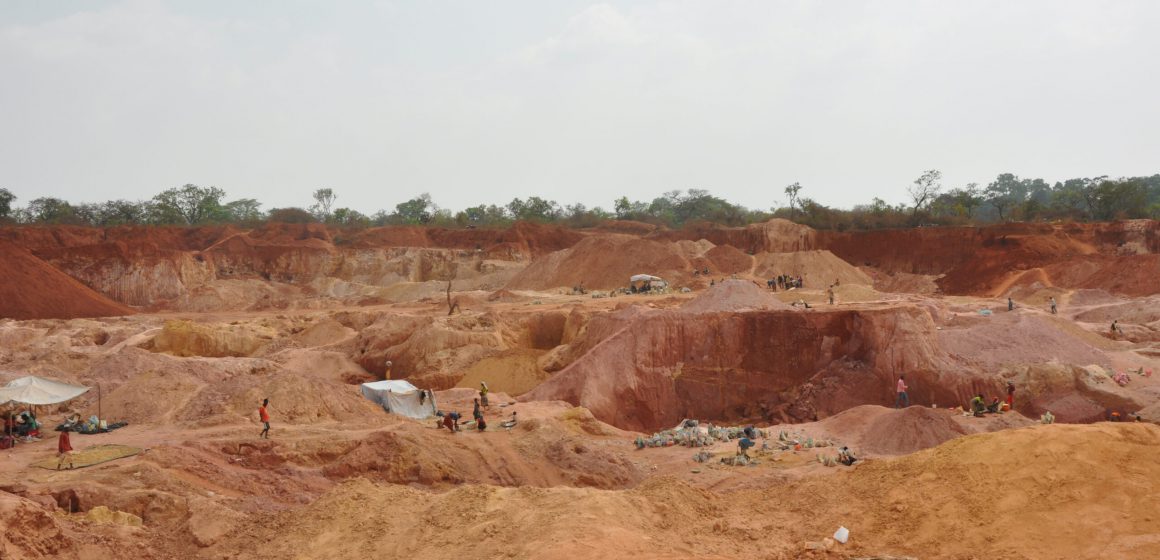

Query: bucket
[833,526,849,544]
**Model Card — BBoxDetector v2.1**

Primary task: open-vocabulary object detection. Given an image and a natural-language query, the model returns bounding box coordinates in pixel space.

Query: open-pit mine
[3,218,1160,560]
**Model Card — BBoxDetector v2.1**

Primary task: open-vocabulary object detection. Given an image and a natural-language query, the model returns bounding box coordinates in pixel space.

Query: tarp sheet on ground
[0,376,89,406]
[359,379,437,419]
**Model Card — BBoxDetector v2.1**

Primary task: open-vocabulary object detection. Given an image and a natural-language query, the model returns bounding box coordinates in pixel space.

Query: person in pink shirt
[895,375,909,408]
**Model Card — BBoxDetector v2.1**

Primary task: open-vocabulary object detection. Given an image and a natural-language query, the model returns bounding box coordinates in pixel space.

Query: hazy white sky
[2,0,1158,214]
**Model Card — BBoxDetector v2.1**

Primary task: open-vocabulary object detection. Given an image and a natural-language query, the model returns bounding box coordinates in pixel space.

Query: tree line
[1,171,1157,231]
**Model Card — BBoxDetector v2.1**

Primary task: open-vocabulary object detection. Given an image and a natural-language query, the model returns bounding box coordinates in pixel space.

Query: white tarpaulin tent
[0,376,89,406]
[359,379,437,420]
[629,274,667,291]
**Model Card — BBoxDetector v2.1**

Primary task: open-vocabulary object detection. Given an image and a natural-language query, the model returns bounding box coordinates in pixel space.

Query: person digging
[837,446,857,466]
[971,393,986,417]
[737,436,755,459]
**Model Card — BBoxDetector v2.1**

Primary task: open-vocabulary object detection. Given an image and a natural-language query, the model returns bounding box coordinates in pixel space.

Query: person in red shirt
[259,398,271,439]
[57,427,74,470]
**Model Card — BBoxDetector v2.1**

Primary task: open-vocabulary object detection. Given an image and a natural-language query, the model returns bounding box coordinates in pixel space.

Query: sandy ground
[4,220,1160,559]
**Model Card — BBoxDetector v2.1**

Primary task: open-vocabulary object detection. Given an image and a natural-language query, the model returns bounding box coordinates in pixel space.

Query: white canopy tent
[629,274,667,291]
[0,376,89,406]
[359,379,437,420]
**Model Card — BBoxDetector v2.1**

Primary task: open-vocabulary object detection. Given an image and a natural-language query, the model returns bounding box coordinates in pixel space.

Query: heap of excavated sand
[0,240,135,320]
[816,405,969,455]
[506,235,695,291]
[681,279,792,313]
[752,250,871,289]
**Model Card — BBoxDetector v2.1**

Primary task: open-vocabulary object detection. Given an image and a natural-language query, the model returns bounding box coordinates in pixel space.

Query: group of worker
[897,376,1019,417]
[436,381,518,434]
[970,382,1016,417]
[767,274,804,291]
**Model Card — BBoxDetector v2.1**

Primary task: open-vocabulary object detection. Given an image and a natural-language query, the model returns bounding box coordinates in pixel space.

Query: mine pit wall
[525,306,963,433]
[39,243,505,310]
[815,220,1160,281]
[4,222,579,311]
[525,302,1135,432]
[28,245,215,307]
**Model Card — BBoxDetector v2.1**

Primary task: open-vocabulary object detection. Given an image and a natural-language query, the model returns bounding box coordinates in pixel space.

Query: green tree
[613,196,632,219]
[267,207,316,223]
[907,169,942,222]
[99,200,149,225]
[507,196,561,222]
[0,188,15,219]
[25,197,79,224]
[958,183,982,218]
[223,198,264,224]
[311,188,337,221]
[330,208,370,226]
[984,174,1024,221]
[151,184,226,225]
[394,193,435,224]
[1094,179,1148,220]
[784,183,802,218]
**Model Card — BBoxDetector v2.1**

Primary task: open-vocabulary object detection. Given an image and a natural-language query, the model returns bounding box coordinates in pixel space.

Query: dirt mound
[207,475,717,560]
[680,279,791,313]
[292,319,357,348]
[506,234,698,291]
[702,244,753,275]
[817,405,969,455]
[774,422,1160,559]
[752,250,871,289]
[317,406,643,489]
[485,288,532,303]
[208,423,1160,560]
[0,241,135,320]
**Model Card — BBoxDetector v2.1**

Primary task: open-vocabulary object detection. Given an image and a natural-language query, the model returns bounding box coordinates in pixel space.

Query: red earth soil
[2,219,1159,320]
[0,240,135,320]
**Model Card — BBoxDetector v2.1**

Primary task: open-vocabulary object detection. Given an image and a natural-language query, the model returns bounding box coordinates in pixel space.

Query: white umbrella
[0,376,89,406]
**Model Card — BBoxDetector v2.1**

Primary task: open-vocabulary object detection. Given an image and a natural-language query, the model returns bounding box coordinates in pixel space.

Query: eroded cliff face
[522,307,937,431]
[9,222,574,313]
[523,299,1130,432]
[6,219,1160,317]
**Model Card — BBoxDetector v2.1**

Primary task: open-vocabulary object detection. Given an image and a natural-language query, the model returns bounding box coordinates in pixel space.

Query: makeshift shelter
[629,274,667,293]
[0,376,89,406]
[359,379,437,419]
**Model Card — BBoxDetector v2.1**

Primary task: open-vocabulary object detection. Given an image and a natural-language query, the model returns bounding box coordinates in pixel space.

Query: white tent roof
[360,379,419,394]
[630,274,664,282]
[359,379,437,420]
[0,376,89,406]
